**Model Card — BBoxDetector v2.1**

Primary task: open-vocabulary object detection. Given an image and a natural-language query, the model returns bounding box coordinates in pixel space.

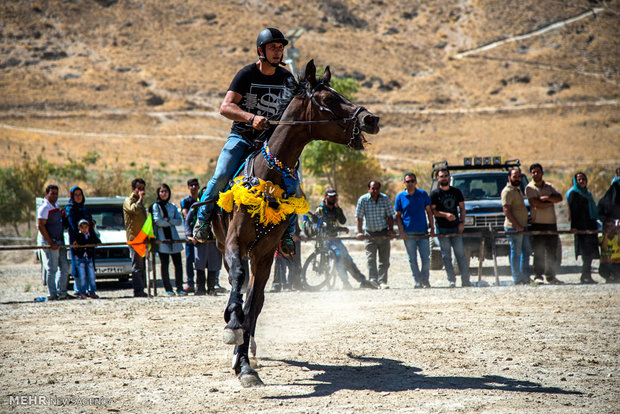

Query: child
[73,218,101,298]
[599,219,620,283]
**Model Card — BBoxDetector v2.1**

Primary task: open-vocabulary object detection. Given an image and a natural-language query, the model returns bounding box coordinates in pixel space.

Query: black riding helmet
[256,28,288,67]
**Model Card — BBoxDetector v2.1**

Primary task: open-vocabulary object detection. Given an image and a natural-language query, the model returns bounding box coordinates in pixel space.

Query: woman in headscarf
[65,186,94,297]
[566,172,599,284]
[151,184,186,296]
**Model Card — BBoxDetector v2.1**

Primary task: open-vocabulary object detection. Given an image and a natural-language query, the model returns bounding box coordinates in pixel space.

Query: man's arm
[395,211,405,239]
[356,217,365,240]
[37,218,58,250]
[457,201,466,234]
[220,90,269,130]
[387,215,395,237]
[425,205,435,236]
[503,205,524,232]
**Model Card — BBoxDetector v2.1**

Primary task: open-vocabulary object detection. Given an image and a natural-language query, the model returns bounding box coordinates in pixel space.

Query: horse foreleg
[223,245,247,346]
[231,253,273,387]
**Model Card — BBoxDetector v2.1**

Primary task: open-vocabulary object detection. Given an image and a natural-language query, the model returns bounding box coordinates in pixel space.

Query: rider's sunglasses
[405,179,416,183]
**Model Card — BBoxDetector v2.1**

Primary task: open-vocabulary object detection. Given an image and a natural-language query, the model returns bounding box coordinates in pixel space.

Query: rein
[266,82,364,148]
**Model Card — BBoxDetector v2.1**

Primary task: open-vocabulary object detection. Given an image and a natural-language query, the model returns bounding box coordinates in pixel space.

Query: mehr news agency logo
[9,395,113,406]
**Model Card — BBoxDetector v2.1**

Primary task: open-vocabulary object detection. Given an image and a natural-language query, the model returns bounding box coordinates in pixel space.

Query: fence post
[146,249,151,298]
[151,242,157,296]
[477,236,485,282]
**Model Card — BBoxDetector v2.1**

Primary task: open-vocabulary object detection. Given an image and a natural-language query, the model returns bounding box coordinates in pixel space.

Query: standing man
[430,168,471,288]
[193,28,296,256]
[37,184,71,300]
[395,173,435,289]
[501,168,531,285]
[180,178,200,293]
[355,180,395,289]
[316,188,377,289]
[123,178,148,297]
[525,163,564,284]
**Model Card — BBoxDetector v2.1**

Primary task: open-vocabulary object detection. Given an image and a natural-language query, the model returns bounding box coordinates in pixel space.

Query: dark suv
[429,158,528,270]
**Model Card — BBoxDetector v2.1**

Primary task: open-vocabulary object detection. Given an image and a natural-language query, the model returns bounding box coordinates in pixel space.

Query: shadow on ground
[262,354,581,399]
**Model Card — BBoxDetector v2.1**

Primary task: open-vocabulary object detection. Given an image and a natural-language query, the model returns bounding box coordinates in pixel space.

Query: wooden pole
[146,249,151,298]
[477,236,485,282]
[151,243,157,296]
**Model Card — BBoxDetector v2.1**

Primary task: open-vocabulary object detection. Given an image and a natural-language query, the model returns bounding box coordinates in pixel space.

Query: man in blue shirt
[395,173,435,288]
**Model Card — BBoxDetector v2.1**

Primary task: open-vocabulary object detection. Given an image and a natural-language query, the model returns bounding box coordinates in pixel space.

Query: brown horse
[212,59,380,387]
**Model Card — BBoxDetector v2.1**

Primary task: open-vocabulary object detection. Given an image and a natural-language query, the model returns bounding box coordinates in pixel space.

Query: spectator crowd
[37,165,620,301]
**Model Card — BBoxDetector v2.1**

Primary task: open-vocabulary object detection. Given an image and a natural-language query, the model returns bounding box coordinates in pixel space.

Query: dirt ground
[0,241,618,413]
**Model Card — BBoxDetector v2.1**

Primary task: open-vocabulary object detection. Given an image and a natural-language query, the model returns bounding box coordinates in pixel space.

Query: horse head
[303,60,380,150]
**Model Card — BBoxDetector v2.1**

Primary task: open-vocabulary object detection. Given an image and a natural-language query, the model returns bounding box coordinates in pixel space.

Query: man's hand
[429,228,436,237]
[188,236,197,245]
[398,231,406,240]
[138,190,145,203]
[50,241,59,251]
[252,115,269,130]
[445,213,457,221]
[356,232,365,241]
[458,222,465,234]
[387,229,396,238]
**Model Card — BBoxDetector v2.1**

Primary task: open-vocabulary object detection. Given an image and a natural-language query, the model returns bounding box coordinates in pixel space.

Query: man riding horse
[193,28,381,387]
[193,28,297,254]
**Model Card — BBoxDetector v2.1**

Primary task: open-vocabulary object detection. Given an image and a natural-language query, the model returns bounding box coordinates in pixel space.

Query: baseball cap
[78,219,89,226]
[325,188,337,197]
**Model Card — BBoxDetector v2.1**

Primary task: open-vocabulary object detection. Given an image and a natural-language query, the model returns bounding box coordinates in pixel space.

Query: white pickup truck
[35,196,133,285]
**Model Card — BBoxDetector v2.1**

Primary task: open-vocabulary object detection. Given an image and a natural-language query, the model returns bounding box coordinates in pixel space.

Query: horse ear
[320,66,331,85]
[304,59,317,87]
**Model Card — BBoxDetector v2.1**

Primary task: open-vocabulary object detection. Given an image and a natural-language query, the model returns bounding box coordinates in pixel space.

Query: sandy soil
[0,242,618,413]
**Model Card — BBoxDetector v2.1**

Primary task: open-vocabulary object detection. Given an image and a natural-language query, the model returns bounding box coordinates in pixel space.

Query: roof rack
[431,158,521,178]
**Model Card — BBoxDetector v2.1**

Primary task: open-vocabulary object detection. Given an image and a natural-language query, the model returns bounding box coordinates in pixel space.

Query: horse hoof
[249,356,258,369]
[223,328,244,345]
[239,372,264,388]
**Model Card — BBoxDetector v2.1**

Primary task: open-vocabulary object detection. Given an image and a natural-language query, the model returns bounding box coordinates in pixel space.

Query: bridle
[266,81,365,148]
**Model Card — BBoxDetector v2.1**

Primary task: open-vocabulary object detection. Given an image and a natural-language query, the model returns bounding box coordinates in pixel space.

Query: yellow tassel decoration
[217,176,309,226]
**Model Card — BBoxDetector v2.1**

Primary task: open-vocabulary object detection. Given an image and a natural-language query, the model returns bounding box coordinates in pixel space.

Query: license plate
[495,238,509,245]
[97,266,124,274]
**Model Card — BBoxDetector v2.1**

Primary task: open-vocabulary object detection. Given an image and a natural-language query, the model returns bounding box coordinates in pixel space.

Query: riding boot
[280,233,295,256]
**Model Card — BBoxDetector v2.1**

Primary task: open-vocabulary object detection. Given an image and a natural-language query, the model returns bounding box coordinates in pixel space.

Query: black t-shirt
[228,63,294,143]
[430,186,464,228]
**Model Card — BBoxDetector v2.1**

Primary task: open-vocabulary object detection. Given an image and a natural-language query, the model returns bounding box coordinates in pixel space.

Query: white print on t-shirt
[244,83,287,118]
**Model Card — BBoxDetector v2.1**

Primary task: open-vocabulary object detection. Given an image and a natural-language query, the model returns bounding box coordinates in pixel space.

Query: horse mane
[270,75,307,122]
[257,75,307,142]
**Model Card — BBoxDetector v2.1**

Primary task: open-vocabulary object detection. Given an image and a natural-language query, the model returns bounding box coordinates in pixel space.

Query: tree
[0,167,31,235]
[14,153,55,233]
[301,70,386,204]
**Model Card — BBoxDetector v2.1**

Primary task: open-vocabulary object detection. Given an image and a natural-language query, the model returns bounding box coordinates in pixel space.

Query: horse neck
[255,97,312,182]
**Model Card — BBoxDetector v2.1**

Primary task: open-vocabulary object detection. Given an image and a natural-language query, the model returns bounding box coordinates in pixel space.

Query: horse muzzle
[357,109,380,135]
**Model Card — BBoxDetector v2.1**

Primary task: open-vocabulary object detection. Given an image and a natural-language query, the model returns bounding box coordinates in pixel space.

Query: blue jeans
[505,227,531,284]
[185,243,195,287]
[198,134,252,221]
[76,257,96,294]
[42,245,70,297]
[437,227,470,283]
[70,248,80,293]
[403,234,430,286]
[329,239,354,283]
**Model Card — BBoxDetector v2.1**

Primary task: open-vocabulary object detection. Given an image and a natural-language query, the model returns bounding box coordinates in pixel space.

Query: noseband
[267,82,365,148]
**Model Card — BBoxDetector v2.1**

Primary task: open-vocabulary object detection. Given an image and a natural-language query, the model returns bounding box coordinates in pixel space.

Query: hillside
[1,0,619,197]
